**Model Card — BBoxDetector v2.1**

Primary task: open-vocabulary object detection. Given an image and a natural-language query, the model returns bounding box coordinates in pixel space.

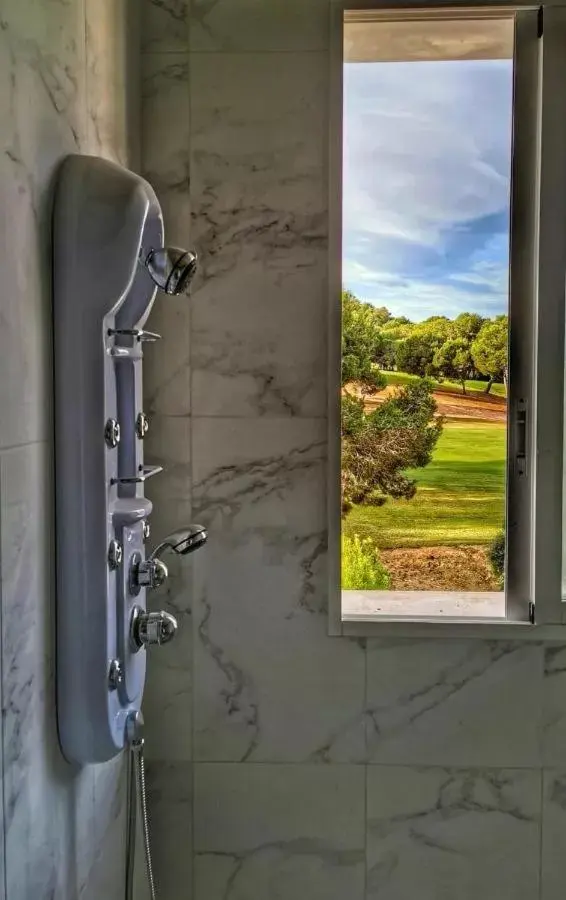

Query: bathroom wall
[0,1,139,897]
[142,2,566,899]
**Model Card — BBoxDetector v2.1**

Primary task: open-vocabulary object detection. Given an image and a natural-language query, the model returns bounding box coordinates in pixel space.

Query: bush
[341,379,443,514]
[341,534,391,590]
[489,529,505,585]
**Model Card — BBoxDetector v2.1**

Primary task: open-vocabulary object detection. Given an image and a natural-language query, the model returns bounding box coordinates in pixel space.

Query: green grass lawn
[383,370,507,398]
[343,420,506,549]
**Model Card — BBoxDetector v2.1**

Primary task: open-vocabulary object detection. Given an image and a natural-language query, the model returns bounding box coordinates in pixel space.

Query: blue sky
[343,59,513,321]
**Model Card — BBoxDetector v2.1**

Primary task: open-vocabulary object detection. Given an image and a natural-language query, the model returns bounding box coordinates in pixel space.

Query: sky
[343,59,513,322]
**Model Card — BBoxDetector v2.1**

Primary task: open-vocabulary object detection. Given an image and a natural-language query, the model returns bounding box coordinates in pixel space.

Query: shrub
[341,534,391,590]
[489,529,505,585]
[341,380,443,514]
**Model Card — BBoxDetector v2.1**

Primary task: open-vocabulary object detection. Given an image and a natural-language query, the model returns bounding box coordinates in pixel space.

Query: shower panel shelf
[107,327,162,341]
[111,465,164,486]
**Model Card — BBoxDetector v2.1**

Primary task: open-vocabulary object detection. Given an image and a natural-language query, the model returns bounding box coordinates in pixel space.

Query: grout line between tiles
[141,48,331,56]
[188,759,544,770]
[189,413,328,420]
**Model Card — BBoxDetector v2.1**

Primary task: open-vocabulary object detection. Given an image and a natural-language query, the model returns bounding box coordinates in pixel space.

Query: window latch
[516,399,527,476]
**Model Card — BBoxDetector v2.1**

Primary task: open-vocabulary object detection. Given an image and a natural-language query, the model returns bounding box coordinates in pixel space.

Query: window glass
[341,15,515,618]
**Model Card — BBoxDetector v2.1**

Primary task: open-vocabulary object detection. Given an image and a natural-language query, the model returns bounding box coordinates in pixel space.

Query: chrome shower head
[144,247,198,295]
[149,525,208,560]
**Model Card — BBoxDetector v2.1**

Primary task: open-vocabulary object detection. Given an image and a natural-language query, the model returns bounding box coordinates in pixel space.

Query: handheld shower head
[144,246,198,295]
[149,525,208,560]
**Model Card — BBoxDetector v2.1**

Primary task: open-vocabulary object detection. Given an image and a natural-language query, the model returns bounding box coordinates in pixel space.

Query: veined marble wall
[142,2,566,899]
[0,1,138,897]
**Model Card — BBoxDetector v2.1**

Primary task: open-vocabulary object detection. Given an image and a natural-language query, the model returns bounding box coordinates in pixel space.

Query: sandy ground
[354,384,507,423]
[380,545,500,592]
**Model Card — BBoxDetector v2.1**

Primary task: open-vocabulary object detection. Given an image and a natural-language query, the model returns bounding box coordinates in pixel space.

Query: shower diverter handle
[131,556,168,592]
[130,606,178,650]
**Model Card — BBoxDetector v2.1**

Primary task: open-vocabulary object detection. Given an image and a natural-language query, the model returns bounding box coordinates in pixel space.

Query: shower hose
[125,735,156,900]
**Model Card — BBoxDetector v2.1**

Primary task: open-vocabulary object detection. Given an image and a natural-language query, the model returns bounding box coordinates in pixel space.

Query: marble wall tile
[0,441,99,898]
[144,416,193,761]
[72,766,98,899]
[190,53,327,257]
[143,53,192,417]
[541,769,566,900]
[86,0,139,167]
[145,414,192,538]
[367,766,541,900]
[1,442,59,898]
[142,53,190,208]
[541,644,566,766]
[366,639,543,767]
[192,417,326,536]
[145,761,193,899]
[194,763,365,900]
[190,262,327,418]
[144,294,192,418]
[192,535,365,763]
[141,52,191,250]
[191,417,365,763]
[190,0,330,52]
[190,52,327,418]
[143,560,194,762]
[143,0,190,52]
[81,756,127,900]
[0,2,85,450]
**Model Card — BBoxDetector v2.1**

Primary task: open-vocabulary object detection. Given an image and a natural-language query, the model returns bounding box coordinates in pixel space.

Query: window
[328,3,566,637]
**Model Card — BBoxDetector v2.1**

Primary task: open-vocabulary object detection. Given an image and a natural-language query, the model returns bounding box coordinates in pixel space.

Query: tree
[382,316,413,341]
[341,291,386,394]
[453,312,484,342]
[419,316,453,344]
[374,335,398,371]
[386,315,412,328]
[342,380,443,514]
[373,306,392,326]
[395,333,436,377]
[433,337,474,393]
[471,316,508,393]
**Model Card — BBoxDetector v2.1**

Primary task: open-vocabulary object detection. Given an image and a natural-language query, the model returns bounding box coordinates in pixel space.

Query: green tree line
[343,291,508,395]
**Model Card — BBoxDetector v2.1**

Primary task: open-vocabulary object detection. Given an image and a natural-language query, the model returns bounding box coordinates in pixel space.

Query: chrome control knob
[130,606,178,650]
[132,556,168,591]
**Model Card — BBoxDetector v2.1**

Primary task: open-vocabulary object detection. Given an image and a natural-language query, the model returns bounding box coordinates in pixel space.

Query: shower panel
[53,155,204,765]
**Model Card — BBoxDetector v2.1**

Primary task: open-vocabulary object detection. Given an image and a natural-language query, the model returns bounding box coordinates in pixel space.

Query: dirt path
[351,384,507,422]
[381,545,500,592]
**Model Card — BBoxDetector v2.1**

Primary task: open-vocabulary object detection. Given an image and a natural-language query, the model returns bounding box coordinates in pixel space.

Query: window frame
[328,0,566,639]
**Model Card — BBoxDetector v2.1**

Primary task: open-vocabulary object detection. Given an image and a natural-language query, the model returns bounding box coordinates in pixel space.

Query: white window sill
[335,591,566,640]
[342,590,505,620]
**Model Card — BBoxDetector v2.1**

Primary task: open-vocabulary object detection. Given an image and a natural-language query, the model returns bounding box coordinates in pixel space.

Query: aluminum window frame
[328,0,566,639]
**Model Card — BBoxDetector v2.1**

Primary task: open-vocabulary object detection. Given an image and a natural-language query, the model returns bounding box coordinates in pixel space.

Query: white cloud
[343,58,513,318]
[350,269,507,320]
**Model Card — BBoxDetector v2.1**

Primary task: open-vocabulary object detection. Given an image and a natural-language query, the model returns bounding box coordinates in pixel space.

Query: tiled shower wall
[0,2,138,897]
[142,2,566,899]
